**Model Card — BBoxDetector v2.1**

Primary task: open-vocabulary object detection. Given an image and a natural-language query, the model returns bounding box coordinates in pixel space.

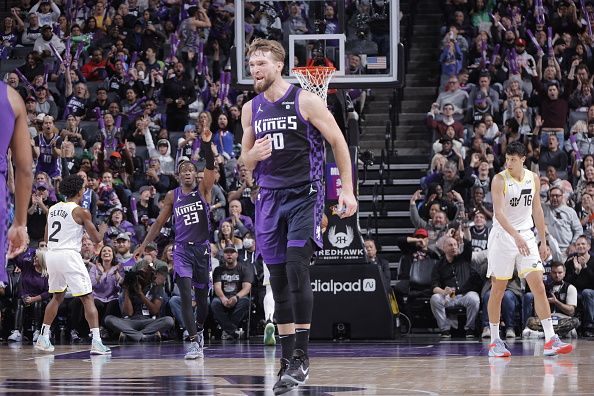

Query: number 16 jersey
[173,186,210,244]
[494,168,535,231]
[47,202,84,251]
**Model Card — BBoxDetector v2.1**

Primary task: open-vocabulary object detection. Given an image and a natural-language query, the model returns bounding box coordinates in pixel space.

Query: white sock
[489,323,500,344]
[264,285,275,322]
[41,324,51,337]
[90,328,101,341]
[541,318,555,342]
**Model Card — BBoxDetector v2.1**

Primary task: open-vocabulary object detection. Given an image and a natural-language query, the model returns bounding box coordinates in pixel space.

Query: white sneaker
[90,338,111,355]
[34,335,55,352]
[569,329,578,338]
[183,330,189,341]
[481,327,491,339]
[7,330,22,342]
[32,330,40,343]
[505,328,516,339]
[522,328,532,339]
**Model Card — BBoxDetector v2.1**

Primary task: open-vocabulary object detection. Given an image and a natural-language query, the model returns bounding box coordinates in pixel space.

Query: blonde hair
[35,248,48,277]
[246,38,285,63]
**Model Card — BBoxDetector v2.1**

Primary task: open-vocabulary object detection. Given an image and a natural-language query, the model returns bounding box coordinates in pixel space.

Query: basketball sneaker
[7,330,22,342]
[488,338,511,358]
[185,331,204,360]
[264,321,276,346]
[281,349,310,385]
[543,335,573,356]
[34,335,55,353]
[90,339,111,355]
[273,358,297,395]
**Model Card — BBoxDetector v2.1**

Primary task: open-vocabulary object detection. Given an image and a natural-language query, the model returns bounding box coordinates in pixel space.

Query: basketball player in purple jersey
[134,129,216,360]
[0,81,33,287]
[240,39,357,395]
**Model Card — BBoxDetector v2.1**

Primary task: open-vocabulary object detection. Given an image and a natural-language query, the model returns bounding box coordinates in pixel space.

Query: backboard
[233,0,402,89]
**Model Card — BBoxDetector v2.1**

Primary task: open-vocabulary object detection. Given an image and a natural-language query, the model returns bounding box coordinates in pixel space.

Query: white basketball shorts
[487,228,544,280]
[46,249,93,297]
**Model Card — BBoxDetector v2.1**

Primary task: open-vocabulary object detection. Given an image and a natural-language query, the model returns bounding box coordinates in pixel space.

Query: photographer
[104,266,174,342]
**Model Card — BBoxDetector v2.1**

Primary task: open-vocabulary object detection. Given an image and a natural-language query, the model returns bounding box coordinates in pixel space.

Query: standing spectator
[33,24,64,58]
[542,186,582,260]
[29,0,60,27]
[211,244,253,340]
[33,115,62,179]
[34,87,58,120]
[162,63,196,132]
[26,181,56,246]
[225,200,254,238]
[19,12,42,46]
[430,234,481,338]
[81,48,109,81]
[538,135,568,179]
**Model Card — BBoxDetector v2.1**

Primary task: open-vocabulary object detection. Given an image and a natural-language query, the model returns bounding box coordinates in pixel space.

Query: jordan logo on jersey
[510,189,532,207]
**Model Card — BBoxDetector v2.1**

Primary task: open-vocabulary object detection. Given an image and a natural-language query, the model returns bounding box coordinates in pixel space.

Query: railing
[368,182,380,238]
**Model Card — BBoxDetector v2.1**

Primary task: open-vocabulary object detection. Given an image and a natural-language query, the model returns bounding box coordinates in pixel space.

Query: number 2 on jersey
[48,221,61,242]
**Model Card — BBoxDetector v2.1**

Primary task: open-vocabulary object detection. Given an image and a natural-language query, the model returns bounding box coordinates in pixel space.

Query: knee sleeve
[176,277,197,335]
[268,264,293,325]
[286,241,315,324]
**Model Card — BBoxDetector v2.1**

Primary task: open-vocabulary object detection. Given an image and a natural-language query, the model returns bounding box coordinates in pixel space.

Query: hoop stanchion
[292,66,336,103]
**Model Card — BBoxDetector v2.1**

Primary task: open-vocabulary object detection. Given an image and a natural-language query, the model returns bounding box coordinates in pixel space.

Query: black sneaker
[273,358,297,395]
[441,330,451,338]
[281,349,310,386]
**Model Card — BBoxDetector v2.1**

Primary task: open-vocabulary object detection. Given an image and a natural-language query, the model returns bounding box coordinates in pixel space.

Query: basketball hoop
[292,66,336,104]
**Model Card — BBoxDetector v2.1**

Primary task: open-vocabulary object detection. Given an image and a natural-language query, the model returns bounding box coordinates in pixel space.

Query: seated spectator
[81,47,110,81]
[132,243,168,274]
[225,200,254,239]
[214,113,235,160]
[60,114,87,152]
[542,186,582,261]
[34,86,58,120]
[538,135,568,179]
[227,164,256,218]
[132,157,171,194]
[567,119,594,161]
[6,248,49,343]
[564,236,594,337]
[70,245,123,341]
[105,266,174,342]
[364,238,391,294]
[114,233,136,270]
[410,195,450,256]
[211,244,253,340]
[430,233,481,338]
[215,220,243,257]
[523,261,580,339]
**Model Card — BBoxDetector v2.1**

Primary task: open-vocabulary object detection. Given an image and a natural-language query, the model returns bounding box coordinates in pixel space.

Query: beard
[253,75,274,93]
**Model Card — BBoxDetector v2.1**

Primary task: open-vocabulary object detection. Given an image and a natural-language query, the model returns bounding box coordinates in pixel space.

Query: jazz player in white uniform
[35,175,111,355]
[487,142,573,357]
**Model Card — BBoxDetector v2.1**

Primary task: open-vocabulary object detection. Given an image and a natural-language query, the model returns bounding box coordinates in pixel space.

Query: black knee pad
[268,264,293,324]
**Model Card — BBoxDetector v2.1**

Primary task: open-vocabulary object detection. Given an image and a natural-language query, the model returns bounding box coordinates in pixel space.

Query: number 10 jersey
[494,168,535,231]
[251,84,325,189]
[47,202,84,251]
[173,186,210,245]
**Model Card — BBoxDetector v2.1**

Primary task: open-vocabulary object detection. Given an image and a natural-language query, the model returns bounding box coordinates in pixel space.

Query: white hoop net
[292,66,336,104]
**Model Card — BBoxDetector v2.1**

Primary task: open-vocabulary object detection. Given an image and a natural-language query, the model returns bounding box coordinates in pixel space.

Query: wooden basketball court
[1,338,593,395]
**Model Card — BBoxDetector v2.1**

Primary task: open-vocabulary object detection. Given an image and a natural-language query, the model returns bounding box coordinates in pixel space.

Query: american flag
[366,56,387,70]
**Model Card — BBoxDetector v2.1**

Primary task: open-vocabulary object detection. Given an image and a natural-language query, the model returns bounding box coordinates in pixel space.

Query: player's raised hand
[514,233,530,256]
[133,245,146,261]
[7,225,29,259]
[249,134,273,162]
[338,190,357,218]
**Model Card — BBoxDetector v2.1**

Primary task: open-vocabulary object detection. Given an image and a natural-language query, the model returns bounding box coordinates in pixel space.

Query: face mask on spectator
[243,239,254,249]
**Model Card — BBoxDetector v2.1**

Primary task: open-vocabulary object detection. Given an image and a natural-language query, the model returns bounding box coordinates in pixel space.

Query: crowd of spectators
[400,0,594,339]
[0,0,373,344]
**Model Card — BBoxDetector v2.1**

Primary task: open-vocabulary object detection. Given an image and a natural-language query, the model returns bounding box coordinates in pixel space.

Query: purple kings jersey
[251,85,325,189]
[173,186,210,244]
[34,133,62,178]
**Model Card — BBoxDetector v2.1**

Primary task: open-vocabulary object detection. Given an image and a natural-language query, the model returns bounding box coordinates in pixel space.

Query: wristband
[201,139,216,170]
